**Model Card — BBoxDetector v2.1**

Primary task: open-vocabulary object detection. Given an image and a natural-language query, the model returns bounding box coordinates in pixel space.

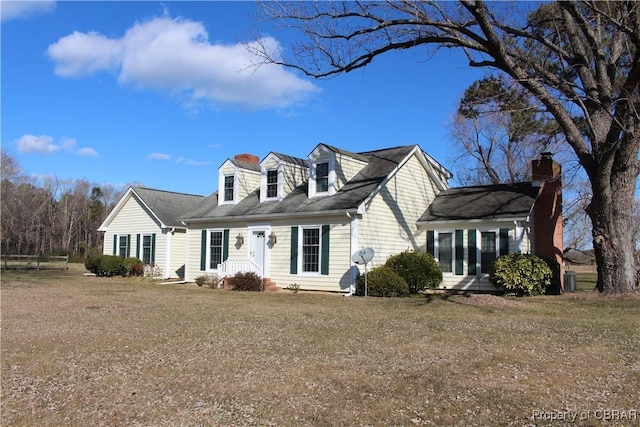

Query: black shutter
[468,229,477,275]
[135,234,140,259]
[126,235,131,257]
[427,230,435,257]
[290,226,298,274]
[499,228,510,256]
[455,230,464,275]
[151,233,156,263]
[321,225,330,275]
[113,235,117,255]
[223,229,229,262]
[200,230,207,270]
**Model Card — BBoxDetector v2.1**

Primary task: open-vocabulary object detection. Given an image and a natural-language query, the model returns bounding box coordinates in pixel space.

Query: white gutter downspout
[346,211,358,296]
[513,221,523,254]
[165,227,175,279]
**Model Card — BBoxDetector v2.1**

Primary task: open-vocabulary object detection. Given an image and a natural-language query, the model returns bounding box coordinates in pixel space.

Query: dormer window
[309,157,335,197]
[266,170,278,198]
[223,175,235,202]
[316,162,329,193]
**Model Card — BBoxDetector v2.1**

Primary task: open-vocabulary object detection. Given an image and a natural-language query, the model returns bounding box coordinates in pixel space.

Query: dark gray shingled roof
[182,145,417,221]
[131,186,206,227]
[418,182,541,223]
[230,159,261,172]
[270,152,309,168]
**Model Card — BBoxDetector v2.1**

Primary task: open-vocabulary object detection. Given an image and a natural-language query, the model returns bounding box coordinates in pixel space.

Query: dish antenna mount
[352,247,375,296]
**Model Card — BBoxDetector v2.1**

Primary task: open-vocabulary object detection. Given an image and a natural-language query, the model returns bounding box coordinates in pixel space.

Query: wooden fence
[1,254,69,270]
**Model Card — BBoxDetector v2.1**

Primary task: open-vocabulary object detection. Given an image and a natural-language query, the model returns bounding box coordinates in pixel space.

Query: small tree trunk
[588,166,639,295]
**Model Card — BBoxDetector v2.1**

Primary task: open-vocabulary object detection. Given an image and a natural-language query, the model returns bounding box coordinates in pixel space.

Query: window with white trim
[118,235,128,258]
[223,175,234,202]
[209,230,224,269]
[315,162,329,193]
[302,227,321,273]
[438,232,453,273]
[141,235,152,264]
[266,169,278,198]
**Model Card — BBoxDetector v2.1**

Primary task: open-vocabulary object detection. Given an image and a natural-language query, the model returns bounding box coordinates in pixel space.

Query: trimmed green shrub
[123,257,144,277]
[227,271,263,292]
[489,253,553,296]
[98,255,125,277]
[356,266,409,297]
[84,256,101,275]
[385,250,442,293]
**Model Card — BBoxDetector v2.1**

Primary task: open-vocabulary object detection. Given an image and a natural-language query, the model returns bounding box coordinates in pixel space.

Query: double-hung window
[266,169,278,198]
[223,175,234,202]
[480,231,497,274]
[141,235,152,264]
[302,227,321,273]
[209,230,224,269]
[118,235,128,258]
[315,162,329,193]
[438,232,453,273]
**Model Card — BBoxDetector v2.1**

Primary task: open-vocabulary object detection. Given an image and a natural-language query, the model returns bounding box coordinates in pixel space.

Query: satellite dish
[352,248,375,296]
[352,247,375,265]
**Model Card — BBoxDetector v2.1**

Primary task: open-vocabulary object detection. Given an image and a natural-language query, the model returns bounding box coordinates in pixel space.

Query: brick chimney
[532,152,564,291]
[234,153,260,165]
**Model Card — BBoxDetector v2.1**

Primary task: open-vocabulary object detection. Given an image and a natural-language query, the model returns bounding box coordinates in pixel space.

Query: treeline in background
[1,151,124,262]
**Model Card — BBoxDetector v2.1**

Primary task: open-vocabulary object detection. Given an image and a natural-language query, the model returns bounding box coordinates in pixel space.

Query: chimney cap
[540,152,553,160]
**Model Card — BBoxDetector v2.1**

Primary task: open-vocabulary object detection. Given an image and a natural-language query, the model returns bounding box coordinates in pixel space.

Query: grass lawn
[2,266,639,426]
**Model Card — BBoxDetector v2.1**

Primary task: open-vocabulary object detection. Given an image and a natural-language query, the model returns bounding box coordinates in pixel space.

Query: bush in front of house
[489,253,553,296]
[84,256,101,275]
[85,255,125,277]
[195,273,220,288]
[356,266,410,297]
[123,257,144,277]
[385,250,442,293]
[226,271,264,291]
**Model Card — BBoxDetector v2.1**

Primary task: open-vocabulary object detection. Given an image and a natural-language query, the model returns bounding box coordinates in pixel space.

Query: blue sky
[2,1,486,196]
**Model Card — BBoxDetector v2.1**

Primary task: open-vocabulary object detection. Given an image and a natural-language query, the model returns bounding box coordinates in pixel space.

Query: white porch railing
[217,258,262,278]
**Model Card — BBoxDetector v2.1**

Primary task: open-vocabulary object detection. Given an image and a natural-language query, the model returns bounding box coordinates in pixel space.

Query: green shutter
[500,228,510,256]
[113,234,117,255]
[427,230,435,257]
[200,230,207,270]
[135,234,140,258]
[290,226,298,274]
[151,233,156,263]
[468,229,477,276]
[321,225,330,275]
[126,235,131,257]
[455,230,464,275]
[223,229,229,262]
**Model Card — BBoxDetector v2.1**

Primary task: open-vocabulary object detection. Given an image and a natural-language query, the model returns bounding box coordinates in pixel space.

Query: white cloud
[16,134,94,156]
[148,152,171,160]
[1,0,56,22]
[17,134,59,154]
[176,157,212,166]
[47,31,122,77]
[77,147,98,156]
[47,16,319,109]
[60,137,77,150]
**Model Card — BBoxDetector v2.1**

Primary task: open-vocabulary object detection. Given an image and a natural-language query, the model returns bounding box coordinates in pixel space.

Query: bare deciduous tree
[251,0,640,295]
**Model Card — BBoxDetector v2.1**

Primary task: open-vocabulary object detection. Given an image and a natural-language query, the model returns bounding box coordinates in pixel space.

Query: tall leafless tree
[252,0,640,295]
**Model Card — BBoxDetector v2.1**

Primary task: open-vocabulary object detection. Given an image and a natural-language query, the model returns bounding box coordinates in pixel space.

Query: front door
[250,230,266,276]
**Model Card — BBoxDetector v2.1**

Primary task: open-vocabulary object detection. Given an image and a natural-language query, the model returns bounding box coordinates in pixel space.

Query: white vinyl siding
[219,161,261,204]
[358,153,439,266]
[425,221,533,292]
[334,153,367,189]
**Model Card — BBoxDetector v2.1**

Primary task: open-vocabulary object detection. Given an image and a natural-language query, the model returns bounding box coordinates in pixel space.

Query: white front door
[250,230,266,276]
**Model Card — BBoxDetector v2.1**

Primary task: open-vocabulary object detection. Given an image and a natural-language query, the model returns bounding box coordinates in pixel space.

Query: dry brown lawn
[2,266,639,426]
